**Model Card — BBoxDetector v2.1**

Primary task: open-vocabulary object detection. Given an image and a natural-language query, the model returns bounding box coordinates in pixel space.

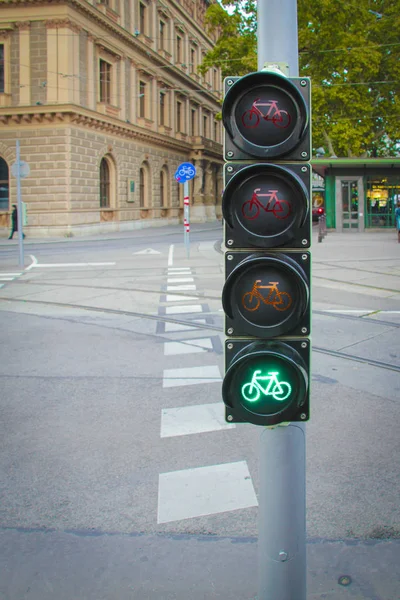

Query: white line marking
[26,255,38,271]
[168,244,174,266]
[160,402,235,438]
[168,267,191,272]
[322,309,376,313]
[157,461,258,524]
[165,295,196,302]
[0,273,22,277]
[163,365,221,388]
[164,338,213,356]
[31,262,116,268]
[167,285,196,291]
[166,277,194,283]
[133,248,161,255]
[164,320,207,332]
[0,277,17,281]
[165,304,203,315]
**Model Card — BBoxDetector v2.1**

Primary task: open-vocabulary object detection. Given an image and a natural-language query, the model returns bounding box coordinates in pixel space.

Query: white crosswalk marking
[163,365,221,388]
[164,320,207,332]
[157,461,258,524]
[167,284,196,291]
[160,403,235,438]
[165,304,203,315]
[164,338,213,356]
[165,295,195,302]
[168,268,192,272]
[167,277,194,283]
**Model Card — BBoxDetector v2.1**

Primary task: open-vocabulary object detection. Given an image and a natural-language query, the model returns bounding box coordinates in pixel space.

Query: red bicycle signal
[242,189,292,220]
[242,98,291,129]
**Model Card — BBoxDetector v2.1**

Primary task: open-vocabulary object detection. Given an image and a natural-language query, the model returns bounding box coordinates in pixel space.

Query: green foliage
[202,0,400,157]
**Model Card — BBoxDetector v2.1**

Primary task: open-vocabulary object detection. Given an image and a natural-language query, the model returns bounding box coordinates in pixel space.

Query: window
[176,34,182,63]
[139,2,146,34]
[139,80,146,118]
[159,20,165,49]
[0,45,4,94]
[160,168,169,208]
[139,162,150,208]
[139,168,145,207]
[99,59,111,104]
[214,120,219,142]
[176,100,182,132]
[203,114,208,138]
[190,108,196,136]
[0,157,9,211]
[100,158,110,208]
[190,47,196,73]
[160,92,166,126]
[213,69,218,91]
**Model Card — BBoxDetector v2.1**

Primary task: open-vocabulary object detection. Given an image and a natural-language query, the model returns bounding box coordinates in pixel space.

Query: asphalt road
[0,223,399,599]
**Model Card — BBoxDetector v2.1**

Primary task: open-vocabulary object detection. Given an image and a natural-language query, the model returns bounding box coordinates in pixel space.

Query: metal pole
[257,1,307,599]
[258,0,299,74]
[15,140,24,268]
[183,180,190,257]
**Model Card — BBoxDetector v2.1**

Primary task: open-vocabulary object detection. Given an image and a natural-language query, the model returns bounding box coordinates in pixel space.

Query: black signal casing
[223,162,311,249]
[223,339,310,425]
[223,251,311,338]
[223,72,311,161]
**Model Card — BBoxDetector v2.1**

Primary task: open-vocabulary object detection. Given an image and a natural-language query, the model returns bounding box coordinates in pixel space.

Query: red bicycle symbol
[242,99,291,129]
[242,189,292,220]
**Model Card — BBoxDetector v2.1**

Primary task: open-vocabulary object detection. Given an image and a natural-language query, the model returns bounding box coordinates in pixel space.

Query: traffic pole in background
[15,140,25,268]
[175,162,196,258]
[257,1,307,599]
[183,180,190,257]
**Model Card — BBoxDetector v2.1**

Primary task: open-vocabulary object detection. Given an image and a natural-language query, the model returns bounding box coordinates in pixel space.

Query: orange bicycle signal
[242,279,292,312]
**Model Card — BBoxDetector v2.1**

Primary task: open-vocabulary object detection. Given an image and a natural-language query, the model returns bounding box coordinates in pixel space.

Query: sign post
[11,141,30,268]
[175,162,196,257]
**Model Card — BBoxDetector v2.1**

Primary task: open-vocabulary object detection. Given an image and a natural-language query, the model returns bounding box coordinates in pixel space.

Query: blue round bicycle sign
[175,162,196,183]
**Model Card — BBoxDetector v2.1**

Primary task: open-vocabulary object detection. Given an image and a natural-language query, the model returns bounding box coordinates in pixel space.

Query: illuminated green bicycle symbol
[242,370,292,402]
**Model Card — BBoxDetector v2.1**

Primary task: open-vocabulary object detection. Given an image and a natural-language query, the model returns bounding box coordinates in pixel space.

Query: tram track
[0,295,399,374]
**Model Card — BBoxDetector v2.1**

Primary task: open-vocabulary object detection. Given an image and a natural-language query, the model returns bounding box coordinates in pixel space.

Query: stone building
[0,0,223,236]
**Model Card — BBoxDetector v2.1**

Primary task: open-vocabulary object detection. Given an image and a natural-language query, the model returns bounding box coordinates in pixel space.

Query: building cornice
[0,104,222,159]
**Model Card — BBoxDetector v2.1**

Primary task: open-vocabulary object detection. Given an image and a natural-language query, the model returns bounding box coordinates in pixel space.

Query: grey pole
[257,1,307,599]
[183,180,190,257]
[15,140,25,268]
[258,0,299,75]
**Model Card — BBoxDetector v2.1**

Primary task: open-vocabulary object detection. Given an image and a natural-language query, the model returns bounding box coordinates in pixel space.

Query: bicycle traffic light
[221,70,311,427]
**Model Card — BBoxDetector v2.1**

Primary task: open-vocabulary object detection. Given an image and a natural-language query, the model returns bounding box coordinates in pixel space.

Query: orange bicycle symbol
[242,98,291,129]
[242,280,292,312]
[242,188,292,220]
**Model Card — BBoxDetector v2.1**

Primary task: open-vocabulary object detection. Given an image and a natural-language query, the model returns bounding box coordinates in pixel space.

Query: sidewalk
[0,221,222,246]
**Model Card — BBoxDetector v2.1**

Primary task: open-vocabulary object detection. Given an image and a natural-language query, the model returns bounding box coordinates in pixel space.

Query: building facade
[0,0,223,236]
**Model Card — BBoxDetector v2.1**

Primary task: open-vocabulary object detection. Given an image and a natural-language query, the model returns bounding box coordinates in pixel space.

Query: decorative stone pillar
[16,22,30,106]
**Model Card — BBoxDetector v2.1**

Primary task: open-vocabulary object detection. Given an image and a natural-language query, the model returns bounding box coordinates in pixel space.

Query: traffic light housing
[222,70,311,427]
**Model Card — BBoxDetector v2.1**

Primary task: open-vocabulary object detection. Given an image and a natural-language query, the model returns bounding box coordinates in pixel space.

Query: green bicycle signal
[241,369,292,403]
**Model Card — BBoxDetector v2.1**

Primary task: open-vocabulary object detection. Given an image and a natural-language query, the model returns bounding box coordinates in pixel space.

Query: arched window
[100,158,110,208]
[160,166,169,208]
[139,161,150,208]
[0,157,9,211]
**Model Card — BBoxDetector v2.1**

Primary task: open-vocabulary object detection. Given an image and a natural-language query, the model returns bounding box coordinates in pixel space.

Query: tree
[201,0,400,157]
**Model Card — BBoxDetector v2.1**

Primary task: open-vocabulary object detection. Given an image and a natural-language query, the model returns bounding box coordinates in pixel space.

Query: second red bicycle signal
[223,162,311,249]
